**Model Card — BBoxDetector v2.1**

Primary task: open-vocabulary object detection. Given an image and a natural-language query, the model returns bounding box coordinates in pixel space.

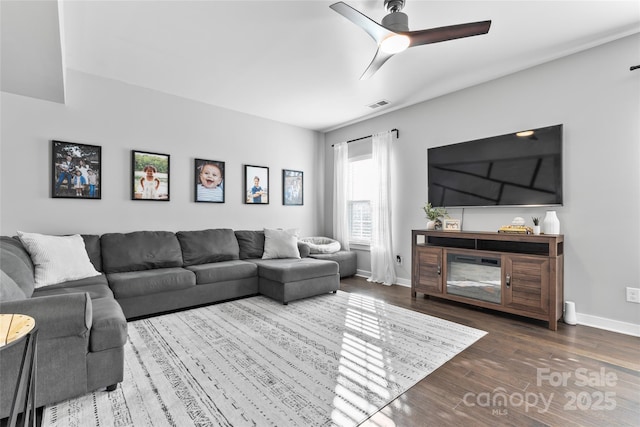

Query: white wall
[0,70,325,236]
[324,34,640,331]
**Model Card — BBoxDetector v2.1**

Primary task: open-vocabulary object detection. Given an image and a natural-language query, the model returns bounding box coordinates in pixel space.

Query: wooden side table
[0,314,38,427]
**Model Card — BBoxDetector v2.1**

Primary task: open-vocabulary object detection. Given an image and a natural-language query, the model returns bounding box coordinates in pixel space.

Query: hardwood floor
[340,276,640,427]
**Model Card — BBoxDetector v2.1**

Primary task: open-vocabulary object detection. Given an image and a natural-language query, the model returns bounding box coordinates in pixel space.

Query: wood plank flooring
[340,276,640,427]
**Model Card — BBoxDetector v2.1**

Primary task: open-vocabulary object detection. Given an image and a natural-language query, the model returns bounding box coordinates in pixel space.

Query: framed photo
[132,150,170,201]
[443,218,461,231]
[244,165,269,204]
[282,169,303,206]
[52,140,101,199]
[195,159,225,203]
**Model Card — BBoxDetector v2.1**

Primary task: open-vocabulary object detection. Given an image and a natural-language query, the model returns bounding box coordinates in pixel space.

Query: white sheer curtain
[333,142,350,251]
[368,131,396,285]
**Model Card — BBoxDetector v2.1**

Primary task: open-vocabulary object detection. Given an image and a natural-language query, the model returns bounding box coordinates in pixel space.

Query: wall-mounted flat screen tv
[428,124,563,207]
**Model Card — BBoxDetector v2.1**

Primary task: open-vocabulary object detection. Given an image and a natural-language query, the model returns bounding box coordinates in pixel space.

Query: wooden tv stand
[412,230,564,330]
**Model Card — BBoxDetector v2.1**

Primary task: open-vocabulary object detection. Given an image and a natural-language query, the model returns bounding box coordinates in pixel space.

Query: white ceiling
[6,1,640,132]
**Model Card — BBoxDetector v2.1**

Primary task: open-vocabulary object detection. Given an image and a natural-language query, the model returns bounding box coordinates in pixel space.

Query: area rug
[43,291,486,427]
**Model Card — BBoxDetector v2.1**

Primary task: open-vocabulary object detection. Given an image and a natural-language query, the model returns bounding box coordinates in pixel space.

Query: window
[348,156,373,244]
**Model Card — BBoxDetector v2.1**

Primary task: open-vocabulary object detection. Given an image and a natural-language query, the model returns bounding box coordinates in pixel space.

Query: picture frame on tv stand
[443,218,461,231]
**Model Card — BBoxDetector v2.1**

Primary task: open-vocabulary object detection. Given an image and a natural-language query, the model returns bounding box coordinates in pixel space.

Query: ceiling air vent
[367,100,390,109]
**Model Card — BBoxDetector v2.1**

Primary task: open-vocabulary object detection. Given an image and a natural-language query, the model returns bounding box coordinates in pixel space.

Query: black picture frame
[52,140,102,199]
[131,150,170,201]
[283,169,303,206]
[244,165,269,204]
[194,158,225,203]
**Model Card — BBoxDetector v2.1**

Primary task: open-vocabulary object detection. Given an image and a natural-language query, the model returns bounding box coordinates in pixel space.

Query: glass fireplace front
[446,253,502,304]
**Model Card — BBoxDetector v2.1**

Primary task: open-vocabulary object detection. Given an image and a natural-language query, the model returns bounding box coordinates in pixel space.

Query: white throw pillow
[17,231,100,287]
[262,228,301,259]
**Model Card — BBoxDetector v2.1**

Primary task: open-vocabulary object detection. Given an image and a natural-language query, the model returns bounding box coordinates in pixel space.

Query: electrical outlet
[626,287,640,303]
[396,255,403,265]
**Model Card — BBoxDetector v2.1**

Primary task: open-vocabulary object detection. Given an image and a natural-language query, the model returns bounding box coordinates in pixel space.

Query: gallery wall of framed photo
[50,142,304,208]
[4,70,320,236]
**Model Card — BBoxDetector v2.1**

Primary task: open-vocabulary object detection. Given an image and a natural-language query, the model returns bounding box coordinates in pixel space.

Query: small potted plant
[532,217,541,235]
[423,203,448,230]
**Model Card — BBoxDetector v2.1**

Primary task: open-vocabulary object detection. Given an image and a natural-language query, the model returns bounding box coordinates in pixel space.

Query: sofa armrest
[297,242,311,258]
[0,292,92,339]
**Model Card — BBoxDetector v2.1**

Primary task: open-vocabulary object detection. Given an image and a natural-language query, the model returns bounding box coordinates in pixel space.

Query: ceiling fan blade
[407,20,491,47]
[360,48,395,80]
[330,1,396,43]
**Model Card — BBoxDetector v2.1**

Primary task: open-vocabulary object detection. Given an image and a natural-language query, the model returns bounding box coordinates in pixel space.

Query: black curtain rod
[331,128,399,147]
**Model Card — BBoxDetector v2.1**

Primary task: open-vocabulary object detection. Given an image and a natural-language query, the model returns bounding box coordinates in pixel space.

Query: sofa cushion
[249,258,339,283]
[186,260,257,284]
[176,229,240,266]
[16,231,100,287]
[0,239,35,298]
[89,297,127,352]
[82,234,102,271]
[101,231,183,273]
[33,275,113,300]
[107,267,196,299]
[262,228,300,259]
[235,230,265,259]
[0,271,26,301]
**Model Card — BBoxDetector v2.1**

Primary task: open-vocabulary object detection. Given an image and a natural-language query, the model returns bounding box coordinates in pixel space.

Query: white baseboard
[395,277,411,287]
[354,271,411,287]
[575,313,640,337]
[355,269,370,278]
[350,274,640,337]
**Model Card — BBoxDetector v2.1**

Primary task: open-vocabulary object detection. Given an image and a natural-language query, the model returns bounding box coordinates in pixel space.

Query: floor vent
[367,100,390,109]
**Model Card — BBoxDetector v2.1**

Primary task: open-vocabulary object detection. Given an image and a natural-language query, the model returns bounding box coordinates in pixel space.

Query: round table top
[0,314,36,347]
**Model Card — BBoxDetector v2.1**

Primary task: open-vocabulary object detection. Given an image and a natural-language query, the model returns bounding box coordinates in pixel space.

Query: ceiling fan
[330,0,491,79]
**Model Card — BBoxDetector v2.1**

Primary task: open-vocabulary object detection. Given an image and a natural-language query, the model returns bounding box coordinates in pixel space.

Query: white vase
[543,211,560,234]
[426,220,436,230]
[533,225,541,235]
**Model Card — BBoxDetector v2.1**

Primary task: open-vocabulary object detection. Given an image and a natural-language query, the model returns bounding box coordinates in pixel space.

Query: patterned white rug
[43,291,486,427]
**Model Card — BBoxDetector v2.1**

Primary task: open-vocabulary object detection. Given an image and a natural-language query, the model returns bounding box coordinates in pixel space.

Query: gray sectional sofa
[0,228,346,418]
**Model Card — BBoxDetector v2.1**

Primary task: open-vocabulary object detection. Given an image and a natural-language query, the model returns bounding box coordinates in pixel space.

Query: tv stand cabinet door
[504,255,550,316]
[413,246,443,296]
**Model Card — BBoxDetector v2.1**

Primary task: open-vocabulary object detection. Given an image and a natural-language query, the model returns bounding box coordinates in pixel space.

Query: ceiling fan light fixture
[330,1,491,79]
[380,34,410,54]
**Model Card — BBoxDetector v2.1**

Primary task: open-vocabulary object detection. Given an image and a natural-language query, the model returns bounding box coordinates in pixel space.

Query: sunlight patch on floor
[330,293,402,426]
